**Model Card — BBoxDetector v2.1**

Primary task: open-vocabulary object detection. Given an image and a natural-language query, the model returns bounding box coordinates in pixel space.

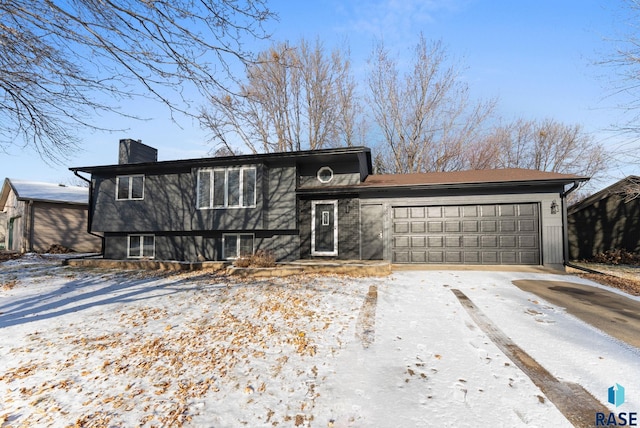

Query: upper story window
[116,175,144,200]
[197,167,256,209]
[317,166,334,183]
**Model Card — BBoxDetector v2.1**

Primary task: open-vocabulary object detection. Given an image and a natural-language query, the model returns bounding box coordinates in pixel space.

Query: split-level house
[70,139,588,269]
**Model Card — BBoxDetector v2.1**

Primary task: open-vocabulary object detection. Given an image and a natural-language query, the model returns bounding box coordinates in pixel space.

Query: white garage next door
[392,203,540,264]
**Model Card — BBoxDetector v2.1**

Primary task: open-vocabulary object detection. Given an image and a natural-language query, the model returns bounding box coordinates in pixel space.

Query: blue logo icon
[608,384,626,407]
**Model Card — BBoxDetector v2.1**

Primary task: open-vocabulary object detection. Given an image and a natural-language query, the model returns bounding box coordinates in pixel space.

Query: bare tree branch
[0,0,274,161]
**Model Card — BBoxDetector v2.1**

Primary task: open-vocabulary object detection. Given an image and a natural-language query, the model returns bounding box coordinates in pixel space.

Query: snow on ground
[1,255,639,427]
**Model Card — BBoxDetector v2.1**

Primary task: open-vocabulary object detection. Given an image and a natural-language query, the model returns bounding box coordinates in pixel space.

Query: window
[116,175,144,200]
[223,234,254,259]
[317,166,333,183]
[198,167,256,209]
[128,235,155,258]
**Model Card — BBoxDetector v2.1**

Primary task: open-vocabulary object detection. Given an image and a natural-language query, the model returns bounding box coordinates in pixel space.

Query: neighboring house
[70,139,588,269]
[0,178,102,253]
[567,176,640,260]
[0,211,5,249]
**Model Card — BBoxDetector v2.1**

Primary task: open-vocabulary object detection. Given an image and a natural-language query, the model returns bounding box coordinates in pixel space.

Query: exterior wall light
[550,200,559,214]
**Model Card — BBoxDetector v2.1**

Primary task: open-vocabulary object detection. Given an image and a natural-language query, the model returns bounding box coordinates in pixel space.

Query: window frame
[317,166,334,184]
[197,166,257,209]
[222,233,255,259]
[116,175,145,201]
[127,234,155,259]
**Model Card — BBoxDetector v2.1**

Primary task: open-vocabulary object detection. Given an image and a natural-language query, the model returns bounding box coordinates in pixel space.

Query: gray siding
[105,232,299,261]
[91,167,266,232]
[298,160,361,188]
[266,166,297,230]
[568,194,640,259]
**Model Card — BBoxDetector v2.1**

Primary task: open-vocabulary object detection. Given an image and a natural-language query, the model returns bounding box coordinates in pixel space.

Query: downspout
[561,180,582,268]
[73,170,105,255]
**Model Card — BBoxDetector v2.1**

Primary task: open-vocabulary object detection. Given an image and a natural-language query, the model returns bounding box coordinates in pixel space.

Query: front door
[312,200,338,256]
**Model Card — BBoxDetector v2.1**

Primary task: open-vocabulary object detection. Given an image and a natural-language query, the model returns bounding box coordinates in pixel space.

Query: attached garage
[391,203,540,264]
[357,168,589,269]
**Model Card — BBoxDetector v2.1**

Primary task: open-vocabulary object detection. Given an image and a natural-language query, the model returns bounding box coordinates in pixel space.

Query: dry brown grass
[576,273,640,296]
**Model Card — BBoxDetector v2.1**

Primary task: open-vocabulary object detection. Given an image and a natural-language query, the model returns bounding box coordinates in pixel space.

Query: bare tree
[0,0,273,162]
[202,38,360,153]
[473,118,607,177]
[366,35,496,173]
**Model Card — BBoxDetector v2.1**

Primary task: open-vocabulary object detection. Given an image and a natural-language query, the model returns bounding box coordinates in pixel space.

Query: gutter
[73,171,105,255]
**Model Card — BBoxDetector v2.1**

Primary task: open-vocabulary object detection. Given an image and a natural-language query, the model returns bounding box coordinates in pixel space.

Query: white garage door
[392,203,540,264]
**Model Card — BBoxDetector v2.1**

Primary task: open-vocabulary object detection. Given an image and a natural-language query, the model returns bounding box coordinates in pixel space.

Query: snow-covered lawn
[1,255,639,427]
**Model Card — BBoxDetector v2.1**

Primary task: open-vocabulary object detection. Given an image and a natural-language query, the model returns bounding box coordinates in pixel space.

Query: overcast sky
[2,0,634,187]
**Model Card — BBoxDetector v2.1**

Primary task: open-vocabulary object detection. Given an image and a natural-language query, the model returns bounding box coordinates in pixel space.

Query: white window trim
[222,233,255,259]
[317,166,334,183]
[311,200,338,256]
[116,175,145,201]
[197,166,257,209]
[127,234,155,259]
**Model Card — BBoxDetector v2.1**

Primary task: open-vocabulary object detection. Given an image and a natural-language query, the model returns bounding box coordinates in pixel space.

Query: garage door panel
[499,205,516,216]
[520,252,538,264]
[463,206,478,217]
[463,221,478,232]
[445,221,460,232]
[481,236,498,247]
[518,204,535,216]
[394,207,408,218]
[428,222,443,232]
[500,236,517,247]
[411,222,426,233]
[394,236,410,247]
[445,236,461,247]
[411,236,426,247]
[482,252,498,263]
[463,236,479,247]
[411,251,426,263]
[428,252,444,262]
[394,222,409,233]
[481,221,497,232]
[411,207,425,218]
[519,219,536,231]
[392,203,540,265]
[428,236,443,247]
[446,251,462,263]
[501,253,517,263]
[500,220,516,232]
[464,252,480,263]
[519,236,537,247]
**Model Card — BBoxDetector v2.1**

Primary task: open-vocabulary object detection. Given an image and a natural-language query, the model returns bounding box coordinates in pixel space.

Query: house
[0,178,102,253]
[567,176,640,260]
[70,139,588,269]
[0,211,5,250]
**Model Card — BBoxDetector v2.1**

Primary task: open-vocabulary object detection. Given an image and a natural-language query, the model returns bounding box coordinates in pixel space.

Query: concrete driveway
[512,279,640,349]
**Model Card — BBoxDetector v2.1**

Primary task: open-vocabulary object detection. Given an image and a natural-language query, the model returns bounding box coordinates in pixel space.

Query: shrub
[589,249,640,266]
[232,250,276,268]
